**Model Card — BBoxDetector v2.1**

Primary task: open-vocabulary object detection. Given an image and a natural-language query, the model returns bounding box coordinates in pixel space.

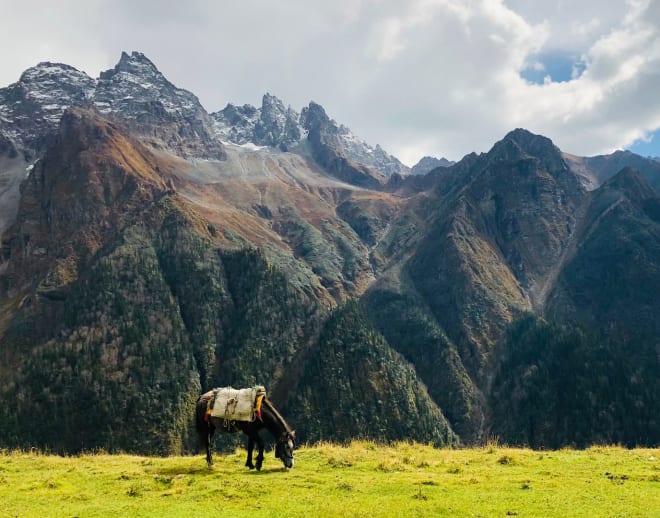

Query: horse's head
[275,431,295,469]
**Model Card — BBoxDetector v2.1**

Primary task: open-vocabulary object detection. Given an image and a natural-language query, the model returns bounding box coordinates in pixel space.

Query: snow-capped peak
[0,51,222,159]
[212,93,302,150]
[213,96,408,176]
[0,62,95,154]
[95,50,203,118]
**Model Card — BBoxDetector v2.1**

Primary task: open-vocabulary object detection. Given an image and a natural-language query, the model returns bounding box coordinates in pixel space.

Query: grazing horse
[196,389,295,470]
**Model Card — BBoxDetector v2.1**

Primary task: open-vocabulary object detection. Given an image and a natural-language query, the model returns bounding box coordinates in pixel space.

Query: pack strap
[204,389,219,423]
[254,393,265,421]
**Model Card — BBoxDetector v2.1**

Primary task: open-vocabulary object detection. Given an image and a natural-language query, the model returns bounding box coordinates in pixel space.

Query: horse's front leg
[206,426,215,467]
[245,435,256,469]
[255,434,265,471]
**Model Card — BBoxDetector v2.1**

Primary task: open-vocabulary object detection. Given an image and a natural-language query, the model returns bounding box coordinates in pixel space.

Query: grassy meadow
[1,442,659,517]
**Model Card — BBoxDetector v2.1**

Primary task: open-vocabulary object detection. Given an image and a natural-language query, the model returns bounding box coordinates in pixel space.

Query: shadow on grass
[148,465,216,476]
[246,466,290,475]
[150,466,289,478]
[145,459,290,477]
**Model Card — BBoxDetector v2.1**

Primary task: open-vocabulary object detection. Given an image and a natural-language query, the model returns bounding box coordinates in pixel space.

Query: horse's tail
[196,392,216,466]
[195,392,213,448]
[195,395,207,435]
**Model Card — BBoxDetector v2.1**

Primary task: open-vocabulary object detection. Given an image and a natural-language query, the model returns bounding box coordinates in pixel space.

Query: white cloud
[572,17,601,38]
[0,0,658,163]
[506,0,660,155]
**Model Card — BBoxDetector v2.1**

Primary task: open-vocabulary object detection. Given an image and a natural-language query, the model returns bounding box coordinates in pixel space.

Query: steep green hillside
[0,197,326,454]
[290,302,458,447]
[489,316,660,448]
[486,169,660,448]
[363,284,483,442]
[547,168,660,341]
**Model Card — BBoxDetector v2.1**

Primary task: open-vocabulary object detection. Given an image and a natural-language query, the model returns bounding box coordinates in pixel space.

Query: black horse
[196,389,295,470]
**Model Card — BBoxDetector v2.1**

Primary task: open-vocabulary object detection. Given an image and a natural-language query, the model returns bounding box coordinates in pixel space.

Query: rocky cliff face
[401,130,584,374]
[1,108,173,299]
[298,101,387,189]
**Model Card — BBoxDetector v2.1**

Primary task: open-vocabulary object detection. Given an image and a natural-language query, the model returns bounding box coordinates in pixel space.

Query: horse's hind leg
[245,436,255,469]
[255,434,265,471]
[206,433,213,467]
[196,397,214,468]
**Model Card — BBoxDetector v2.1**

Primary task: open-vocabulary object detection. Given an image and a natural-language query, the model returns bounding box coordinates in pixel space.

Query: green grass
[1,442,659,517]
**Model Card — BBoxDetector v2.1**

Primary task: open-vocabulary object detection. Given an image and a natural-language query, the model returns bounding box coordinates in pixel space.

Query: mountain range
[0,51,658,453]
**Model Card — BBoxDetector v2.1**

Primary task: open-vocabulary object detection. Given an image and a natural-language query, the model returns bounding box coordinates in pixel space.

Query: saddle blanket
[210,385,266,422]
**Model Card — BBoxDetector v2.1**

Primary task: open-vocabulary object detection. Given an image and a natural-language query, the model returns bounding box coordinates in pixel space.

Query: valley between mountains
[0,52,658,453]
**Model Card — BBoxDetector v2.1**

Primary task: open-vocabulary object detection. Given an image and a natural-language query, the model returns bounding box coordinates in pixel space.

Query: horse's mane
[263,397,294,436]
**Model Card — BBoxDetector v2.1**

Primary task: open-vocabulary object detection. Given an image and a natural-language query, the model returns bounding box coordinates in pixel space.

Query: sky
[1,0,660,165]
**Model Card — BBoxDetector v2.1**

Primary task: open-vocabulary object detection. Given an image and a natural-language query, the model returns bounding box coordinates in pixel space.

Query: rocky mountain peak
[411,156,455,175]
[117,51,158,72]
[212,95,407,177]
[95,50,202,115]
[93,51,223,159]
[261,92,284,110]
[564,149,660,193]
[19,62,94,88]
[212,93,302,149]
[300,101,409,177]
[601,166,657,202]
[300,101,330,132]
[99,51,166,84]
[498,128,561,160]
[488,128,570,181]
[0,62,95,156]
[0,51,223,160]
[212,103,259,144]
[254,93,302,149]
[223,103,259,121]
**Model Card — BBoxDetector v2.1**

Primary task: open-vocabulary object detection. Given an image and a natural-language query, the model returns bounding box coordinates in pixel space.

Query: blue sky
[521,49,660,159]
[627,132,660,159]
[520,51,586,84]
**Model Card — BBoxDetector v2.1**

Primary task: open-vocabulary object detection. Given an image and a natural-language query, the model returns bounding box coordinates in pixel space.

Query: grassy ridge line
[1,442,659,517]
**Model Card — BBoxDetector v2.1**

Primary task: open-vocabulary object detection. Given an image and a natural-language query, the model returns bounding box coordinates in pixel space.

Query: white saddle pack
[210,385,266,422]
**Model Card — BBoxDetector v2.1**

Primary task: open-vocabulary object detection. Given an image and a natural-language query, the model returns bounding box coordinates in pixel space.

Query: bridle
[275,432,295,466]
